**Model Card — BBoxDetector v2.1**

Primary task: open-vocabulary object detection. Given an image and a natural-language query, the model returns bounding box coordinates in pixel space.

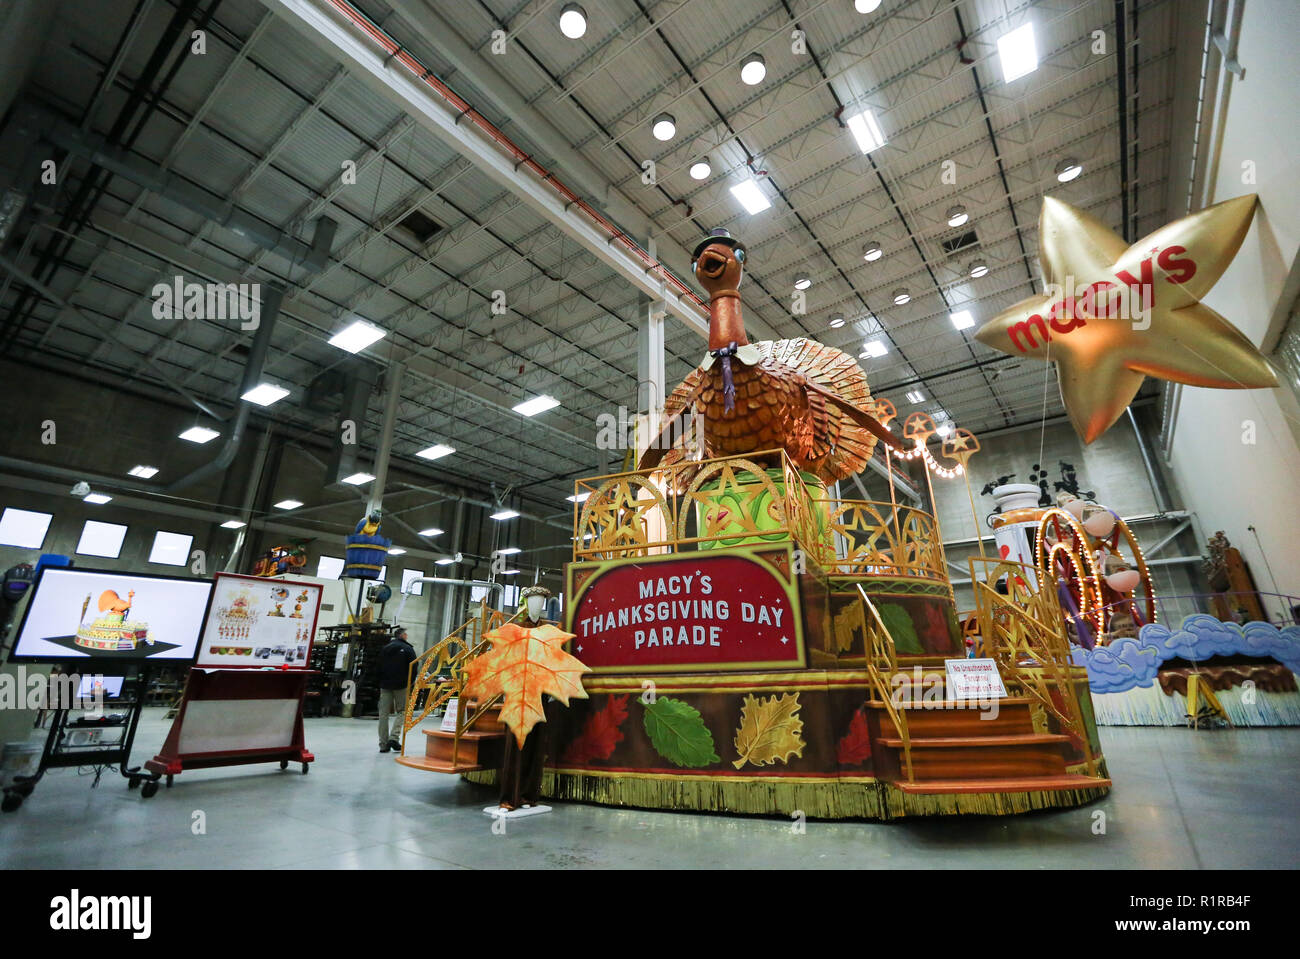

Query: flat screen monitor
[76,674,126,700]
[10,567,213,663]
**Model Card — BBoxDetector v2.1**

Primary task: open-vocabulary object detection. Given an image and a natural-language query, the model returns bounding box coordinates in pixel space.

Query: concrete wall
[1162,0,1300,601]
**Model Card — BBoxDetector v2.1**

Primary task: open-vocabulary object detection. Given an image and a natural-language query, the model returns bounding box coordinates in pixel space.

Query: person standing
[377,627,416,753]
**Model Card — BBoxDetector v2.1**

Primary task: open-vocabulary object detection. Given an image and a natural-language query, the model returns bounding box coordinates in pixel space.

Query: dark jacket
[378,636,417,690]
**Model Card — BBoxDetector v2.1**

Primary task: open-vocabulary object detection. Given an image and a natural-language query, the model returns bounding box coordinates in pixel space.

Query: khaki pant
[378,688,405,746]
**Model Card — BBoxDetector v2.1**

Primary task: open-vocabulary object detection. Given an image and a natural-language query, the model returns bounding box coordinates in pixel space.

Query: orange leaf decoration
[836,707,873,766]
[463,622,590,746]
[560,694,631,765]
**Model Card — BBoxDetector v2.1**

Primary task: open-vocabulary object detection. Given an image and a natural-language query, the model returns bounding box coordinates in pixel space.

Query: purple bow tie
[711,341,739,413]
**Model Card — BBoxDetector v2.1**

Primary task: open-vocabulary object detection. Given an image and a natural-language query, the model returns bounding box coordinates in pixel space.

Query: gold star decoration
[974,195,1277,443]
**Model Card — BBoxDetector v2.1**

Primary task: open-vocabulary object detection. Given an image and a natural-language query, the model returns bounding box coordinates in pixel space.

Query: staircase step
[878,734,1070,749]
[867,697,1033,709]
[395,754,486,773]
[422,727,504,741]
[891,774,1111,795]
[869,699,1037,738]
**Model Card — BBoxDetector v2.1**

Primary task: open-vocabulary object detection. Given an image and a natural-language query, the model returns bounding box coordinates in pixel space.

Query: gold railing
[825,499,947,580]
[572,449,826,562]
[571,451,947,587]
[968,557,1100,777]
[400,600,525,763]
[855,584,913,783]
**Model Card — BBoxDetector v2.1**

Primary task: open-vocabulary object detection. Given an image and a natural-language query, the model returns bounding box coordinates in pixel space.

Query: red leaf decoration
[836,707,873,766]
[560,694,631,764]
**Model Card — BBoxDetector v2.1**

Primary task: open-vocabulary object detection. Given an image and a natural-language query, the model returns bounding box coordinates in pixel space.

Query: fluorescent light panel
[491,510,520,521]
[274,499,303,510]
[861,340,888,358]
[566,492,590,503]
[998,23,1038,83]
[128,465,159,479]
[340,472,374,485]
[416,443,455,461]
[328,319,387,353]
[435,557,457,566]
[83,493,112,505]
[906,390,925,403]
[220,520,246,529]
[418,527,444,536]
[496,547,522,555]
[179,426,220,444]
[846,109,886,153]
[512,395,560,417]
[241,383,290,406]
[951,310,975,330]
[730,179,771,214]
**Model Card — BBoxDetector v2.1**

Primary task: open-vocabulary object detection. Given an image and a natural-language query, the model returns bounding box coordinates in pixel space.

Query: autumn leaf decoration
[732,693,805,769]
[642,696,720,768]
[836,707,872,767]
[463,622,590,747]
[560,694,631,765]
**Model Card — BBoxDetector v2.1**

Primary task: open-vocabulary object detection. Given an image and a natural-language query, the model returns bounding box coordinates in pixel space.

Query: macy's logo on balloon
[1007,246,1197,352]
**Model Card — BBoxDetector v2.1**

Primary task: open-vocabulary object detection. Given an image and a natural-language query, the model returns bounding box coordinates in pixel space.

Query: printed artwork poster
[195,573,322,668]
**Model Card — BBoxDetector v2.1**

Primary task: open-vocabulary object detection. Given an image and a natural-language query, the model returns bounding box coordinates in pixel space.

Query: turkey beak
[697,249,728,280]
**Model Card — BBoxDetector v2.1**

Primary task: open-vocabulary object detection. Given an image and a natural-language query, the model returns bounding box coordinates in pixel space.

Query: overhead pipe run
[264,0,709,335]
[165,284,284,492]
[16,106,337,272]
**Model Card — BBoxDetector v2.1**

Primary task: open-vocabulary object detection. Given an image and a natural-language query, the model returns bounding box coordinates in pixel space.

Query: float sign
[944,658,1008,700]
[566,551,805,673]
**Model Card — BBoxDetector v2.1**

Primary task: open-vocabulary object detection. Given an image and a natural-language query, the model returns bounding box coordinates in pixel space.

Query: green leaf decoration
[642,696,720,768]
[878,603,924,655]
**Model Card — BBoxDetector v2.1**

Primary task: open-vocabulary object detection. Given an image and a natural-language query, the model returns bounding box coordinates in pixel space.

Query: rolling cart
[2,666,160,812]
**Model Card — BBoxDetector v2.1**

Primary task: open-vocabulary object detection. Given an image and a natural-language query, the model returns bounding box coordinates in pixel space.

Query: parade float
[396,229,1114,820]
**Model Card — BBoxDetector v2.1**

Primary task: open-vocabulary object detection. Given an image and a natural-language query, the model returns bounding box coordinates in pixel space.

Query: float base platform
[460,669,1109,821]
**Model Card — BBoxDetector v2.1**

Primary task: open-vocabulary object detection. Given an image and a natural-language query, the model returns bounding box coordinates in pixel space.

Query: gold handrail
[968,557,1100,777]
[855,584,912,783]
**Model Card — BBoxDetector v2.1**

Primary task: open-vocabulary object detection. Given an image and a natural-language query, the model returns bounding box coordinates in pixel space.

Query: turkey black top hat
[692,228,746,263]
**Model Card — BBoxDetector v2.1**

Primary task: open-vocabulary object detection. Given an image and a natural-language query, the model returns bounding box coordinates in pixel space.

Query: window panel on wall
[0,508,53,549]
[401,569,427,596]
[149,531,193,566]
[317,556,344,579]
[76,521,128,559]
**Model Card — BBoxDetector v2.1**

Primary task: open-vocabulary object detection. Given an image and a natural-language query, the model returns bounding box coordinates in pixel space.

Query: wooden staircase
[867,694,1111,795]
[395,699,507,774]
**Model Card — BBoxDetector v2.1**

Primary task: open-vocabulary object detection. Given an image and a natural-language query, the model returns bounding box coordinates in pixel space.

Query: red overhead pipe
[326,0,707,310]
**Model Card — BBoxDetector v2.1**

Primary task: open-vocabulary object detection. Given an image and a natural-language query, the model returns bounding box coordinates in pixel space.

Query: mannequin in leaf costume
[463,585,589,811]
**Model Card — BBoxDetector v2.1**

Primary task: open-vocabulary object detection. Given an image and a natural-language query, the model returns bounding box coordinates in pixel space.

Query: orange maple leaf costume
[464,620,590,809]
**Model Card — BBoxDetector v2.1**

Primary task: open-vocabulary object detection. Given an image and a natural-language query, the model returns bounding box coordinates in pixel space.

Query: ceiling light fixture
[491,510,520,521]
[1055,158,1083,182]
[179,426,220,444]
[892,288,910,305]
[997,22,1038,83]
[730,178,771,214]
[793,273,812,291]
[861,340,888,358]
[828,314,846,329]
[496,546,522,555]
[740,52,766,85]
[388,547,406,556]
[946,205,969,228]
[950,310,975,331]
[862,241,882,262]
[241,383,290,407]
[220,520,246,529]
[83,493,112,505]
[689,158,711,180]
[846,108,887,154]
[969,260,989,278]
[415,443,455,461]
[651,112,677,141]
[328,319,387,353]
[340,472,374,485]
[566,492,591,503]
[128,465,159,479]
[906,389,925,404]
[418,527,444,537]
[513,394,560,416]
[435,557,457,566]
[936,422,953,437]
[558,2,587,38]
[274,499,303,510]
[501,569,521,576]
[854,0,883,12]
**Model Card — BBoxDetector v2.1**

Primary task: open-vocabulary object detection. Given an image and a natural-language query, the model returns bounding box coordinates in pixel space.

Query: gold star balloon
[975,194,1277,443]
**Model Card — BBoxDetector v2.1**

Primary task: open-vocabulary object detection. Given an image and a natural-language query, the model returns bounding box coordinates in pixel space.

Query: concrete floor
[0,708,1296,869]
